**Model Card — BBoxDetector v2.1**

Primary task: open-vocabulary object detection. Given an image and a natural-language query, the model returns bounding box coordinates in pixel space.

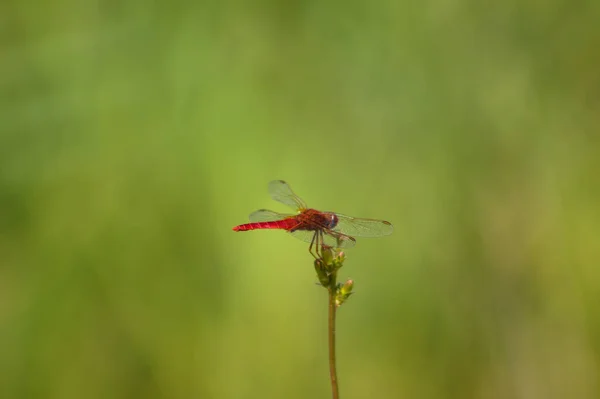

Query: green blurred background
[2,1,600,398]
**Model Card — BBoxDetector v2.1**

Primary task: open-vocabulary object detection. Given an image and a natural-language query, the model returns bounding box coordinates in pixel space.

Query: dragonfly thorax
[296,209,339,231]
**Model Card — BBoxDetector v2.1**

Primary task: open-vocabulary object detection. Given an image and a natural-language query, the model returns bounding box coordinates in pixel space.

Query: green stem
[328,276,339,399]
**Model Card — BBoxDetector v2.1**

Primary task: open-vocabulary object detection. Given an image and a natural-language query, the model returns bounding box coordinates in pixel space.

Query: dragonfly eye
[327,213,339,229]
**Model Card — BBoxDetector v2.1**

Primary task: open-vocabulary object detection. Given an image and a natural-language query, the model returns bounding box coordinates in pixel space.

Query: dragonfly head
[324,213,339,229]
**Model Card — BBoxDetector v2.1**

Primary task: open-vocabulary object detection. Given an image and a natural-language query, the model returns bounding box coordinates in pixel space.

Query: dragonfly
[233,180,393,258]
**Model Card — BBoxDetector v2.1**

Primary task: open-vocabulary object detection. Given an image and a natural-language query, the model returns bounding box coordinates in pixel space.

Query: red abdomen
[233,219,297,232]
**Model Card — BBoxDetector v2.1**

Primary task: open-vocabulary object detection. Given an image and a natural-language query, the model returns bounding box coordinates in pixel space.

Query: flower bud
[335,278,354,307]
[320,245,335,265]
[340,279,354,295]
[314,259,331,286]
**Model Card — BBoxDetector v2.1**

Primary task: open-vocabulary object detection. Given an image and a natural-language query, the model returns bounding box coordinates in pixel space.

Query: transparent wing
[249,209,293,222]
[322,231,356,248]
[286,229,315,244]
[288,229,356,249]
[268,180,307,211]
[331,213,394,237]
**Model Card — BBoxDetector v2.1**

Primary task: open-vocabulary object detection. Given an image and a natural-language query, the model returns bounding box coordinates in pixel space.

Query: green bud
[320,245,335,265]
[335,279,354,307]
[314,259,331,286]
[340,279,354,295]
[330,251,346,271]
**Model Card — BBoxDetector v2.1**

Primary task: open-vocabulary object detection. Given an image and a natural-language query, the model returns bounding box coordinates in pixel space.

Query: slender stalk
[328,276,339,399]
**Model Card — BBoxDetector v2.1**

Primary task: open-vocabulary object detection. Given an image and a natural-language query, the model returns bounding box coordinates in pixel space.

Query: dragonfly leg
[316,230,323,258]
[308,230,333,260]
[308,231,320,259]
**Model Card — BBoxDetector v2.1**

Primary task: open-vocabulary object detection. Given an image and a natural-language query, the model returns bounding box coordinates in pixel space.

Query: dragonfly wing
[268,180,307,211]
[331,213,394,237]
[322,231,356,248]
[249,209,293,222]
[287,229,315,244]
[288,229,356,249]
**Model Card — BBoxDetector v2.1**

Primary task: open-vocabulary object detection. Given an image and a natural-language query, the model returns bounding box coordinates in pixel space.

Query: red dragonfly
[233,180,393,258]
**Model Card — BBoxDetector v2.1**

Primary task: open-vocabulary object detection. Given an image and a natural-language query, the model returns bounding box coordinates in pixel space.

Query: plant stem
[328,276,339,399]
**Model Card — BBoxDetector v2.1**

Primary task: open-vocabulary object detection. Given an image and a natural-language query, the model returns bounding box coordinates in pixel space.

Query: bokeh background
[2,1,600,398]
